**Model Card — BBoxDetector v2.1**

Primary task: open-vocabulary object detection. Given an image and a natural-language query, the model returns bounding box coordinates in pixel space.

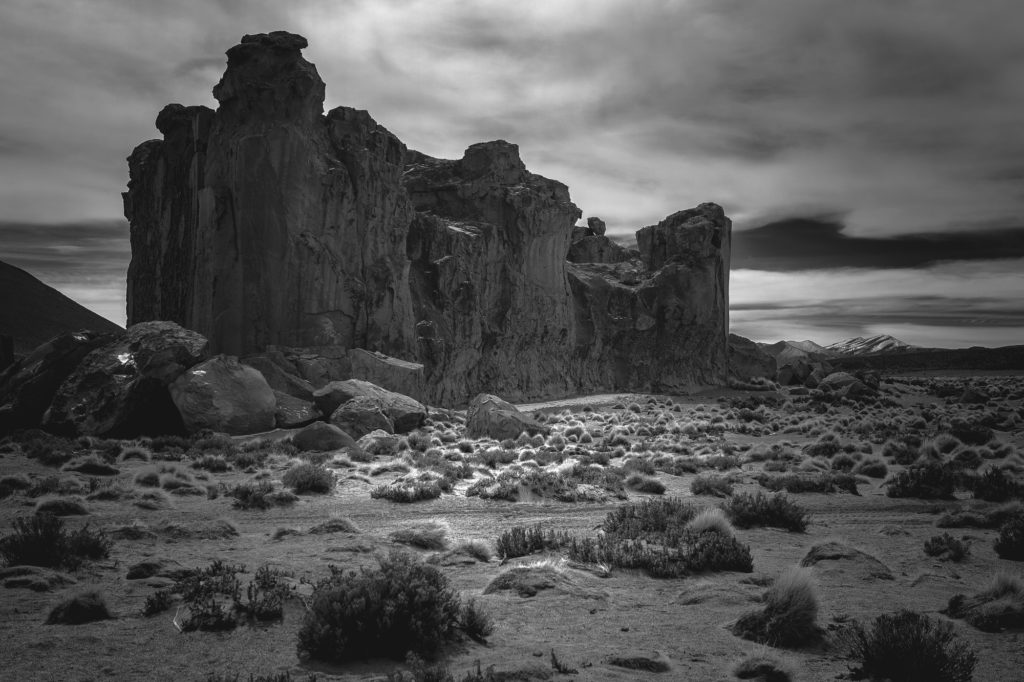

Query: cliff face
[125,32,415,357]
[125,31,731,405]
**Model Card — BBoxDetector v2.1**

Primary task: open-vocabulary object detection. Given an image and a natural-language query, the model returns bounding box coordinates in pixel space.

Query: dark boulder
[0,330,114,434]
[170,355,276,435]
[466,393,548,441]
[41,322,206,437]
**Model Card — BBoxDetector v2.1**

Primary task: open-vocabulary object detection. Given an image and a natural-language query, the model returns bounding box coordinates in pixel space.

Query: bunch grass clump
[886,462,957,500]
[944,571,1024,632]
[755,471,859,495]
[923,533,970,562]
[282,463,335,494]
[690,474,734,497]
[495,524,572,559]
[733,566,820,647]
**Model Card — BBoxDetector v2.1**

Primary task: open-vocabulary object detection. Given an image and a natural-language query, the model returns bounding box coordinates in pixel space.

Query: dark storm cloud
[0,220,129,276]
[733,218,1024,270]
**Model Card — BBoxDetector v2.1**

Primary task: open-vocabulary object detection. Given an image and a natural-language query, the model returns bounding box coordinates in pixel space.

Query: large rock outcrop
[125,31,731,406]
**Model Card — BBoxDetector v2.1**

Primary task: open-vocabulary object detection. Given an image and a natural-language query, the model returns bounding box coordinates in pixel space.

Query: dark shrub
[282,463,335,494]
[495,524,570,559]
[923,533,970,562]
[853,458,888,478]
[937,502,1024,529]
[176,560,244,631]
[882,436,922,465]
[35,496,88,516]
[192,454,230,473]
[0,514,109,569]
[46,590,113,624]
[886,462,956,500]
[755,472,859,495]
[995,514,1024,560]
[969,467,1023,502]
[950,420,993,446]
[625,473,666,494]
[723,491,809,532]
[843,610,977,682]
[803,433,841,458]
[296,551,478,662]
[230,481,296,510]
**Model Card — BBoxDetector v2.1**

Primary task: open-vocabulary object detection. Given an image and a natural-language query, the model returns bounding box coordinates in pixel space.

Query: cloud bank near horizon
[1,0,1022,348]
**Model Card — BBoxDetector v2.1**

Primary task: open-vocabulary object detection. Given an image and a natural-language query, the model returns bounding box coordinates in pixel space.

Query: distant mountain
[0,259,123,355]
[758,339,834,365]
[826,334,913,356]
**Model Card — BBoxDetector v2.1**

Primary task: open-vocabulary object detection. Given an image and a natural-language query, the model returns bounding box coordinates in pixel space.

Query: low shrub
[46,590,113,624]
[843,610,977,682]
[296,551,484,662]
[690,474,733,497]
[923,533,970,562]
[733,566,819,647]
[230,481,297,510]
[944,572,1024,631]
[495,524,571,559]
[192,454,230,473]
[937,501,1024,529]
[755,472,859,495]
[969,467,1023,502]
[886,462,957,500]
[282,463,335,494]
[626,473,666,494]
[371,480,444,503]
[995,514,1024,560]
[0,514,110,569]
[723,491,809,532]
[853,458,888,478]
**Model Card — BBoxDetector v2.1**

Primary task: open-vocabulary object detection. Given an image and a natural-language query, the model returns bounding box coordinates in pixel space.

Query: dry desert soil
[1,374,1023,681]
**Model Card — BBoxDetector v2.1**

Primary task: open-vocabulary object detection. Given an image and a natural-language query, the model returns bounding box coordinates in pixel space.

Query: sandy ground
[1,374,1022,681]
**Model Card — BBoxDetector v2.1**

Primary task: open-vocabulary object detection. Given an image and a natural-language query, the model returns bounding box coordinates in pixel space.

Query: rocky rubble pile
[0,322,426,439]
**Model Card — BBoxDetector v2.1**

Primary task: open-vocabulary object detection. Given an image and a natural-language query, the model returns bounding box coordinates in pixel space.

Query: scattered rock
[242,355,316,401]
[330,395,394,439]
[170,355,276,435]
[466,393,548,441]
[349,349,425,402]
[62,458,119,476]
[126,559,190,581]
[292,421,359,453]
[587,216,607,236]
[357,429,402,456]
[273,391,321,429]
[313,379,425,432]
[801,541,893,581]
[483,563,606,600]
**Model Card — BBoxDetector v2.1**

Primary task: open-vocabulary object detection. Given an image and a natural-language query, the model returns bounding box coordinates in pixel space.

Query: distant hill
[758,339,833,366]
[826,334,913,356]
[0,259,123,355]
[831,345,1024,373]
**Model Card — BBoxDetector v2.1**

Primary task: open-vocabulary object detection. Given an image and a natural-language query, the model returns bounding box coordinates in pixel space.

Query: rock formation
[125,31,731,406]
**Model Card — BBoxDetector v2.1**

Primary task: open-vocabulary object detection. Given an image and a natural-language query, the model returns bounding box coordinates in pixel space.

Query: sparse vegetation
[843,610,977,682]
[690,473,734,497]
[924,533,970,562]
[723,491,809,532]
[0,514,110,569]
[733,566,820,647]
[282,462,335,494]
[945,571,1024,631]
[296,551,484,662]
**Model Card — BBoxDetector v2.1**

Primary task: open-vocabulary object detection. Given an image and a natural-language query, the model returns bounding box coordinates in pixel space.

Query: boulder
[778,359,812,386]
[273,391,320,429]
[586,216,607,236]
[349,348,425,402]
[42,322,207,437]
[292,421,358,452]
[330,395,394,439]
[466,393,548,441]
[804,364,829,389]
[819,372,861,391]
[357,429,402,456]
[0,335,13,371]
[0,330,114,434]
[728,333,776,381]
[242,354,316,401]
[313,379,425,432]
[169,355,276,435]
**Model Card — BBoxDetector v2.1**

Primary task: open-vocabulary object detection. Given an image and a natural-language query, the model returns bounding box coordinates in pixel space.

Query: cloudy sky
[1,0,1022,348]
